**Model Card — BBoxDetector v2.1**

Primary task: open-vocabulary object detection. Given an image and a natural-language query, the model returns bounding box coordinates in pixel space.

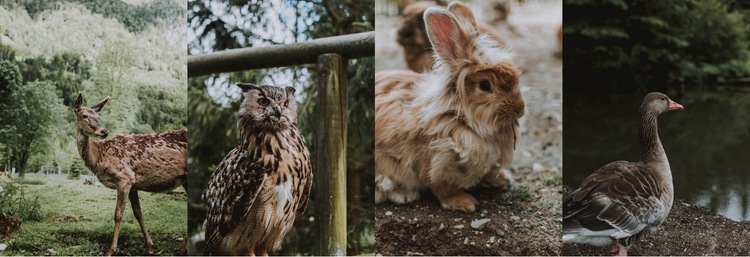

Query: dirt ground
[563,199,750,256]
[374,1,563,255]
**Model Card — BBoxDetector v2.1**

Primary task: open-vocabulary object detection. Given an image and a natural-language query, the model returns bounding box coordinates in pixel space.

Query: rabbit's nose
[514,97,526,116]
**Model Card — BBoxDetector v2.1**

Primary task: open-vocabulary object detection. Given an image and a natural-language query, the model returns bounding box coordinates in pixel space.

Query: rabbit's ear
[447,1,477,32]
[424,7,470,64]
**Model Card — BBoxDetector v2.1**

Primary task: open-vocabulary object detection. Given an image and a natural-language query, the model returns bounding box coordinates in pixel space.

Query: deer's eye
[258,98,270,107]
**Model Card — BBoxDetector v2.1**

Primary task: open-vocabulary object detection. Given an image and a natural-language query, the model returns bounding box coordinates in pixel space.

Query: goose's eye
[284,100,289,107]
[258,98,270,107]
[662,97,666,101]
[479,80,491,92]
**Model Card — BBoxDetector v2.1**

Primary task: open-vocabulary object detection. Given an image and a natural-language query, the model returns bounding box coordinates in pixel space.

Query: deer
[73,91,187,256]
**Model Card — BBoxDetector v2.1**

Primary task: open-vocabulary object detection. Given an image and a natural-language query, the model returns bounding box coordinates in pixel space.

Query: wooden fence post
[315,53,348,256]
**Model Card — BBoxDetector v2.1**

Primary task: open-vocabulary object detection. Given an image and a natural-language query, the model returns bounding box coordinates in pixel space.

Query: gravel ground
[375,1,563,255]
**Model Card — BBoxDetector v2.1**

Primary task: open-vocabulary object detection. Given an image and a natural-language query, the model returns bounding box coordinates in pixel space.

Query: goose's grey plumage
[563,92,683,256]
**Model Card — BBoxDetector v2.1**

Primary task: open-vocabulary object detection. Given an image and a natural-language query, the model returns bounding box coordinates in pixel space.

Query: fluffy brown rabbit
[376,1,524,212]
[397,1,507,73]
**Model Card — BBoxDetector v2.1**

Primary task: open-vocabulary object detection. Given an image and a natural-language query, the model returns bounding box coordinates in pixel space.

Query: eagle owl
[202,83,313,256]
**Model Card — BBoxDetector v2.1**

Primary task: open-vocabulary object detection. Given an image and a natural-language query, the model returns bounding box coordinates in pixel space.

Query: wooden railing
[188,31,375,256]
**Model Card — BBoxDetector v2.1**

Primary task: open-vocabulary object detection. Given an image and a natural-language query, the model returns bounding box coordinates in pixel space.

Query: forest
[0,0,187,176]
[186,0,375,255]
[564,0,750,94]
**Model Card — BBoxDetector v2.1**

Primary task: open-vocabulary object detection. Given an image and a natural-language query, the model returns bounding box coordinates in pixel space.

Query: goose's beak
[668,99,684,111]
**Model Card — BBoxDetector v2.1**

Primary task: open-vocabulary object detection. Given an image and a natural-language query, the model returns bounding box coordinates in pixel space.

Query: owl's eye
[258,98,270,107]
[284,100,289,107]
[479,80,492,92]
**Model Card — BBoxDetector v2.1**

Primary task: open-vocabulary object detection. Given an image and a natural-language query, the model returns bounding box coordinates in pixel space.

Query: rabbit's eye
[479,80,492,92]
[258,98,270,107]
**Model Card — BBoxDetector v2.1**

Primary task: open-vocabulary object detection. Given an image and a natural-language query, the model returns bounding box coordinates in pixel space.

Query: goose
[563,92,684,256]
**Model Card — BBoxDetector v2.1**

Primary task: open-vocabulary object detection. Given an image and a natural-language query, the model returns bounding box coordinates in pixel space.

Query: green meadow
[2,174,186,256]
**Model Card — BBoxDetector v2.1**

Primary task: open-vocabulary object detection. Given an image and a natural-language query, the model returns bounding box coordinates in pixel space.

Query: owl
[202,83,313,256]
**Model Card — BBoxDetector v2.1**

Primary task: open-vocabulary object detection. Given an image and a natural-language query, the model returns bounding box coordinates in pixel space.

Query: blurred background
[563,0,750,222]
[375,0,563,255]
[0,0,187,255]
[186,0,375,255]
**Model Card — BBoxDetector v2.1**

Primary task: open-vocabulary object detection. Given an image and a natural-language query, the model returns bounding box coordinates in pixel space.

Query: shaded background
[186,0,375,255]
[563,0,750,222]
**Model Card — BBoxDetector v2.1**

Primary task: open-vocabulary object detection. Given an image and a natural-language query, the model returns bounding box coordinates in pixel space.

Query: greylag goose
[563,92,684,256]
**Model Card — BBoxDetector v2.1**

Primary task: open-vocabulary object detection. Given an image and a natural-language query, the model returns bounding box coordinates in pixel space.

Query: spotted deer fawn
[73,91,187,256]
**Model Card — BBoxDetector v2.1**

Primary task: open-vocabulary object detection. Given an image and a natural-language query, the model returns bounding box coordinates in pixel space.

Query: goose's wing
[563,161,669,245]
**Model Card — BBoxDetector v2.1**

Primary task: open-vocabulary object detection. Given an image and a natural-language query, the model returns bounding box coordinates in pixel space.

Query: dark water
[563,90,750,221]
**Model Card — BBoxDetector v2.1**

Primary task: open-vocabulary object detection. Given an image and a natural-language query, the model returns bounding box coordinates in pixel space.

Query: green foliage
[510,186,535,202]
[3,81,65,175]
[3,0,184,32]
[0,181,44,221]
[68,159,84,180]
[565,0,750,93]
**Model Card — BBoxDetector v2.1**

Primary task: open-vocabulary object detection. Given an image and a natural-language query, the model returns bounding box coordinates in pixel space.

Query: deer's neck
[76,131,101,168]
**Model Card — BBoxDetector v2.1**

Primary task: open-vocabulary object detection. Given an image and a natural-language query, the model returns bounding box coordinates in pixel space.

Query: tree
[5,81,64,176]
[564,0,750,94]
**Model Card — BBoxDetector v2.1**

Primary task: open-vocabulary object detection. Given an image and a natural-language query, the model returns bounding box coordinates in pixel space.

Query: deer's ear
[74,91,84,111]
[91,96,110,112]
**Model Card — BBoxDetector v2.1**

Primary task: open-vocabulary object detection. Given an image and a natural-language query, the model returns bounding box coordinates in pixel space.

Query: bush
[69,159,84,180]
[0,181,44,221]
[564,0,750,93]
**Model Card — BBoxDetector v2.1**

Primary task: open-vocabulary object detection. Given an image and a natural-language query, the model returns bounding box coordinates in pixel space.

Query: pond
[563,89,750,221]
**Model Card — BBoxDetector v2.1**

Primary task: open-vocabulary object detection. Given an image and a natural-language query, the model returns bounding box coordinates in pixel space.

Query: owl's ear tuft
[236,83,260,92]
[284,86,296,95]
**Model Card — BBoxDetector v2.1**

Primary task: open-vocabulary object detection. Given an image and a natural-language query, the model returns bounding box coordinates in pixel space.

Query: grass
[510,186,535,202]
[2,174,186,256]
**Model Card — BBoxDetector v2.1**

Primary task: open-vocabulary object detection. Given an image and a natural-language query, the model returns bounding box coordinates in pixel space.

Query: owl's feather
[203,149,268,249]
[202,84,312,256]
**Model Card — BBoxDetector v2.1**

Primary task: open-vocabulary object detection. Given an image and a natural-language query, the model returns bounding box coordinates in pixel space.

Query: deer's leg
[107,186,130,256]
[129,190,155,254]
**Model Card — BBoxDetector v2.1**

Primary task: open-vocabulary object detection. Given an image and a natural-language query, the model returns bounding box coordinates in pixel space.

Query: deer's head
[74,91,110,139]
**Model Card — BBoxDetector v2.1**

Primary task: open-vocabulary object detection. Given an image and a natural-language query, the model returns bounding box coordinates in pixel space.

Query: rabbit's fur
[397,1,507,73]
[376,1,524,212]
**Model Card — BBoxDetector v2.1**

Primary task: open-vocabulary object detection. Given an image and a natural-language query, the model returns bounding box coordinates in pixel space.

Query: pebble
[471,218,491,229]
[510,216,521,221]
[496,229,506,237]
[438,223,445,230]
[532,163,544,172]
[463,238,469,245]
[453,225,465,229]
[385,211,392,216]
[490,236,496,243]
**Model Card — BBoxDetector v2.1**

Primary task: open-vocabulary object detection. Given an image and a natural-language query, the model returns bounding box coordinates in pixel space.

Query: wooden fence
[188,31,375,256]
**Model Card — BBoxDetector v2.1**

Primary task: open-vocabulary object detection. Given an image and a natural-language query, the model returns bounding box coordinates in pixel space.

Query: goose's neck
[638,110,666,165]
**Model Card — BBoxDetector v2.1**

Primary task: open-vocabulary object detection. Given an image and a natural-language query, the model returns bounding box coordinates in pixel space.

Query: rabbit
[397,0,507,73]
[376,1,524,212]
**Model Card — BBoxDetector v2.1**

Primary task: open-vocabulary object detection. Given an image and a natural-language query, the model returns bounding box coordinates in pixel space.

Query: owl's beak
[272,106,282,118]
